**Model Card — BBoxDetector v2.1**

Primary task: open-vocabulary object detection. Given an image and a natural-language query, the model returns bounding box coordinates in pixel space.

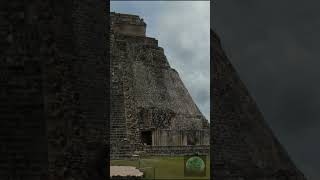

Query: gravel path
[110,166,143,177]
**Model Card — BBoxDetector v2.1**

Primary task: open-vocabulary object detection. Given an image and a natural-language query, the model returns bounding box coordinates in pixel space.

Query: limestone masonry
[110,12,210,159]
[0,1,308,179]
[0,1,107,179]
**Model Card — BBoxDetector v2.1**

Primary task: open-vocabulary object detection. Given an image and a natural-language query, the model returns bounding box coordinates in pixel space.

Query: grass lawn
[110,156,210,180]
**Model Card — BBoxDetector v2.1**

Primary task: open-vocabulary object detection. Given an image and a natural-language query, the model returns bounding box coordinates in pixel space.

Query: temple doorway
[141,130,152,145]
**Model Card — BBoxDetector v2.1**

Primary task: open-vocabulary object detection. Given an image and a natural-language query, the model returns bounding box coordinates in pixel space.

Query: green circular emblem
[185,156,205,173]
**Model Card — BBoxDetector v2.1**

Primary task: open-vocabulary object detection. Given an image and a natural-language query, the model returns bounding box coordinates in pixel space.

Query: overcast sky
[213,0,320,179]
[111,1,210,120]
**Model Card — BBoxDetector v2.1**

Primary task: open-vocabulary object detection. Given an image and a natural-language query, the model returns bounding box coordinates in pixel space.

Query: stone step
[110,124,126,126]
[110,127,127,129]
[110,136,127,139]
[110,129,126,132]
[110,122,126,124]
[110,130,126,132]
[110,136,127,138]
[110,137,127,140]
[110,125,126,127]
[110,134,126,136]
[110,131,126,134]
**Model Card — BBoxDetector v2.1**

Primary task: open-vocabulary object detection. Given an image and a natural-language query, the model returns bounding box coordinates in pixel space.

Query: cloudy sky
[213,0,320,179]
[111,1,210,120]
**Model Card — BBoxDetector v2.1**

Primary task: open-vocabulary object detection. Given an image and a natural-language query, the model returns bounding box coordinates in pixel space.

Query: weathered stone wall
[126,28,209,148]
[0,1,52,179]
[45,1,107,179]
[110,32,134,159]
[144,145,209,156]
[212,30,306,179]
[0,1,107,179]
[111,12,146,37]
[110,13,209,159]
[152,129,210,146]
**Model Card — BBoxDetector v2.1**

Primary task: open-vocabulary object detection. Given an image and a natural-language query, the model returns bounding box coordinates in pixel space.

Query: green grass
[110,156,210,180]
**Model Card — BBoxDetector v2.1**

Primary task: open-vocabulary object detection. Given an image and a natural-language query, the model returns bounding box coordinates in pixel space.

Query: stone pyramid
[110,12,209,159]
[212,30,307,179]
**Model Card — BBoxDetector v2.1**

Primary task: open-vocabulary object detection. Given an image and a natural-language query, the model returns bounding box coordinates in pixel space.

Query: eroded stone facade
[110,12,210,159]
[0,1,107,179]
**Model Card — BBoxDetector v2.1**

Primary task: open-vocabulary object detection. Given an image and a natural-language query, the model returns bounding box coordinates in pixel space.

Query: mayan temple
[1,0,310,178]
[110,12,210,159]
[212,30,307,179]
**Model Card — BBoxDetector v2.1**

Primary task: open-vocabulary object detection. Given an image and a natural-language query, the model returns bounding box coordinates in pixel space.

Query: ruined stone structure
[0,0,308,179]
[110,12,210,159]
[0,1,107,179]
[212,30,307,179]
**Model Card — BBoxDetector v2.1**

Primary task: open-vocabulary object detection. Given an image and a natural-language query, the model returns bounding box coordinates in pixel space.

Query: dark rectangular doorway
[141,130,152,145]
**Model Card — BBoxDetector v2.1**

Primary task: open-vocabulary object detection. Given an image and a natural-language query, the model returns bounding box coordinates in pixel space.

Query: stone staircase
[110,55,133,159]
[111,143,134,159]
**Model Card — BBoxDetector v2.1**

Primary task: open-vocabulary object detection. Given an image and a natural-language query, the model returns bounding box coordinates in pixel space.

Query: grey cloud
[153,1,210,120]
[214,0,320,179]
